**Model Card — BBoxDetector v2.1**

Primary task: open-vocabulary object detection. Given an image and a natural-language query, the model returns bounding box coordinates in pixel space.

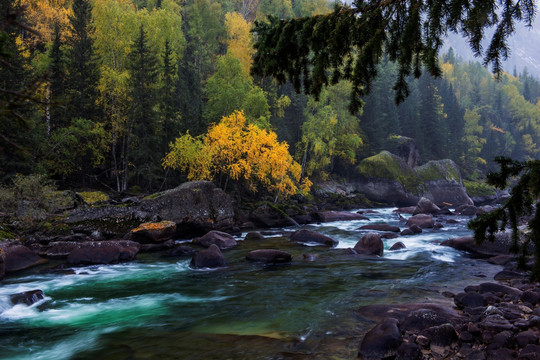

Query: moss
[143,192,161,200]
[464,180,497,197]
[357,151,425,195]
[78,191,109,205]
[0,229,15,240]
[416,160,461,182]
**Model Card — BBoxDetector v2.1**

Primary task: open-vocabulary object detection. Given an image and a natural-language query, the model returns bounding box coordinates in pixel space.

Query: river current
[0,208,502,359]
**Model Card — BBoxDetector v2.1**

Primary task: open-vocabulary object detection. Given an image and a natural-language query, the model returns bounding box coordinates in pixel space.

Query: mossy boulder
[356,151,426,206]
[127,221,176,243]
[416,160,473,207]
[78,191,110,205]
[463,180,504,206]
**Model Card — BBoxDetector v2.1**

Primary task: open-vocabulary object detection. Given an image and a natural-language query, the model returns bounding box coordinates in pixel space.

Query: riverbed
[0,208,502,359]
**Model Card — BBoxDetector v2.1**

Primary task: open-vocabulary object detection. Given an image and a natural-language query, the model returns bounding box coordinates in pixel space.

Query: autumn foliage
[163,111,311,200]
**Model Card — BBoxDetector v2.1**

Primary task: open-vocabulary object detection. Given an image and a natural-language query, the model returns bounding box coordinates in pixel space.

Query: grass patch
[464,180,497,197]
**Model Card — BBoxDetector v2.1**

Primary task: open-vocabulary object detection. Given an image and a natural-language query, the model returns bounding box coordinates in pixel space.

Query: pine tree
[49,22,66,131]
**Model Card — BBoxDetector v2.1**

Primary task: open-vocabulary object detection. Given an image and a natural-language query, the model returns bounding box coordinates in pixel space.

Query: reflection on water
[0,208,501,359]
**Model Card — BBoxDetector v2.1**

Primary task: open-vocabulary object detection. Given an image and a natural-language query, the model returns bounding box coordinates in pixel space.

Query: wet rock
[478,282,523,298]
[405,214,434,229]
[381,232,399,239]
[495,270,528,281]
[246,249,292,264]
[190,244,227,269]
[441,234,517,257]
[396,342,422,360]
[1,243,47,273]
[244,232,264,241]
[395,206,416,214]
[127,221,176,243]
[433,222,444,229]
[139,239,175,252]
[481,315,514,332]
[413,197,441,215]
[409,224,422,234]
[315,211,369,222]
[290,229,338,247]
[10,289,45,306]
[67,241,139,265]
[516,330,539,348]
[166,245,195,257]
[519,344,540,359]
[357,303,458,323]
[456,204,478,216]
[400,228,414,236]
[455,292,487,309]
[488,255,515,265]
[419,323,458,356]
[358,318,402,360]
[401,309,453,333]
[193,231,238,250]
[358,224,400,232]
[521,291,540,306]
[389,242,406,251]
[488,330,513,350]
[488,348,517,359]
[353,232,383,257]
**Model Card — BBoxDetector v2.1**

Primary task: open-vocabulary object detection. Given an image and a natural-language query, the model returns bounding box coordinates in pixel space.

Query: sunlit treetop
[251,0,536,113]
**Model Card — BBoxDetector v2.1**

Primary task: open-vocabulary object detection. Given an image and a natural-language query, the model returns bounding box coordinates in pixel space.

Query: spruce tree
[66,0,99,121]
[49,22,66,131]
[127,24,160,189]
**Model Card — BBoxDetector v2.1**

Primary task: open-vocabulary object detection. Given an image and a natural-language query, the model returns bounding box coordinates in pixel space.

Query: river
[0,208,502,359]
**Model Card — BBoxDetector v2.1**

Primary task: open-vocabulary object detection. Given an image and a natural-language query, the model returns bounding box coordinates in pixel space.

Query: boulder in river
[405,214,434,229]
[127,221,176,243]
[412,197,440,215]
[315,211,369,222]
[248,203,298,228]
[354,232,383,257]
[389,242,406,251]
[245,249,292,263]
[10,289,45,306]
[290,229,338,247]
[441,232,522,258]
[358,224,400,232]
[193,230,238,250]
[190,244,227,269]
[0,242,47,273]
[67,240,139,265]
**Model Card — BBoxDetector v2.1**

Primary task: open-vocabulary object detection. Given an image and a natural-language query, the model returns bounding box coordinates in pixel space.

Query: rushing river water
[0,208,502,359]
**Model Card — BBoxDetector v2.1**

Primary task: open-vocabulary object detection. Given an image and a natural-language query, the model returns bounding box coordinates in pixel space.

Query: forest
[1,0,540,198]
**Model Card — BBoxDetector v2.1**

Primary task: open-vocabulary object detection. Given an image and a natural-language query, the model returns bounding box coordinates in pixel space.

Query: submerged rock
[190,244,227,269]
[290,229,338,247]
[358,224,400,232]
[245,249,292,263]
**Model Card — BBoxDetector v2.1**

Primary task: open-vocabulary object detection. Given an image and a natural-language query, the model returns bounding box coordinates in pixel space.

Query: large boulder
[354,232,384,256]
[358,318,403,360]
[190,244,227,269]
[67,240,139,265]
[290,229,338,247]
[63,181,234,239]
[0,242,47,273]
[405,214,434,229]
[315,211,368,222]
[356,151,427,207]
[412,197,440,215]
[141,181,234,237]
[193,230,238,250]
[246,249,292,263]
[416,159,474,207]
[127,221,176,243]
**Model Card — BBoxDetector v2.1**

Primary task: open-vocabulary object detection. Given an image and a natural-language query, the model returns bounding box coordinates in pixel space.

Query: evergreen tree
[49,22,66,132]
[160,40,180,152]
[417,72,447,160]
[65,0,99,121]
[127,24,160,189]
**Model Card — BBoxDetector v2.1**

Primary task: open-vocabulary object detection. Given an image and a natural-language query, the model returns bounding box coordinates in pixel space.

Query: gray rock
[405,214,434,229]
[359,224,400,232]
[413,197,441,215]
[0,242,47,273]
[358,318,402,360]
[290,229,338,247]
[354,232,384,256]
[481,315,514,332]
[245,249,292,263]
[316,211,369,222]
[190,244,227,269]
[389,242,406,251]
[194,231,238,250]
[10,289,45,306]
[67,241,139,265]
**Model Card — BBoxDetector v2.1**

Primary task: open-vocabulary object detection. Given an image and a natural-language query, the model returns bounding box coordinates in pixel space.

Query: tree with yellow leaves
[224,11,254,75]
[163,111,310,200]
